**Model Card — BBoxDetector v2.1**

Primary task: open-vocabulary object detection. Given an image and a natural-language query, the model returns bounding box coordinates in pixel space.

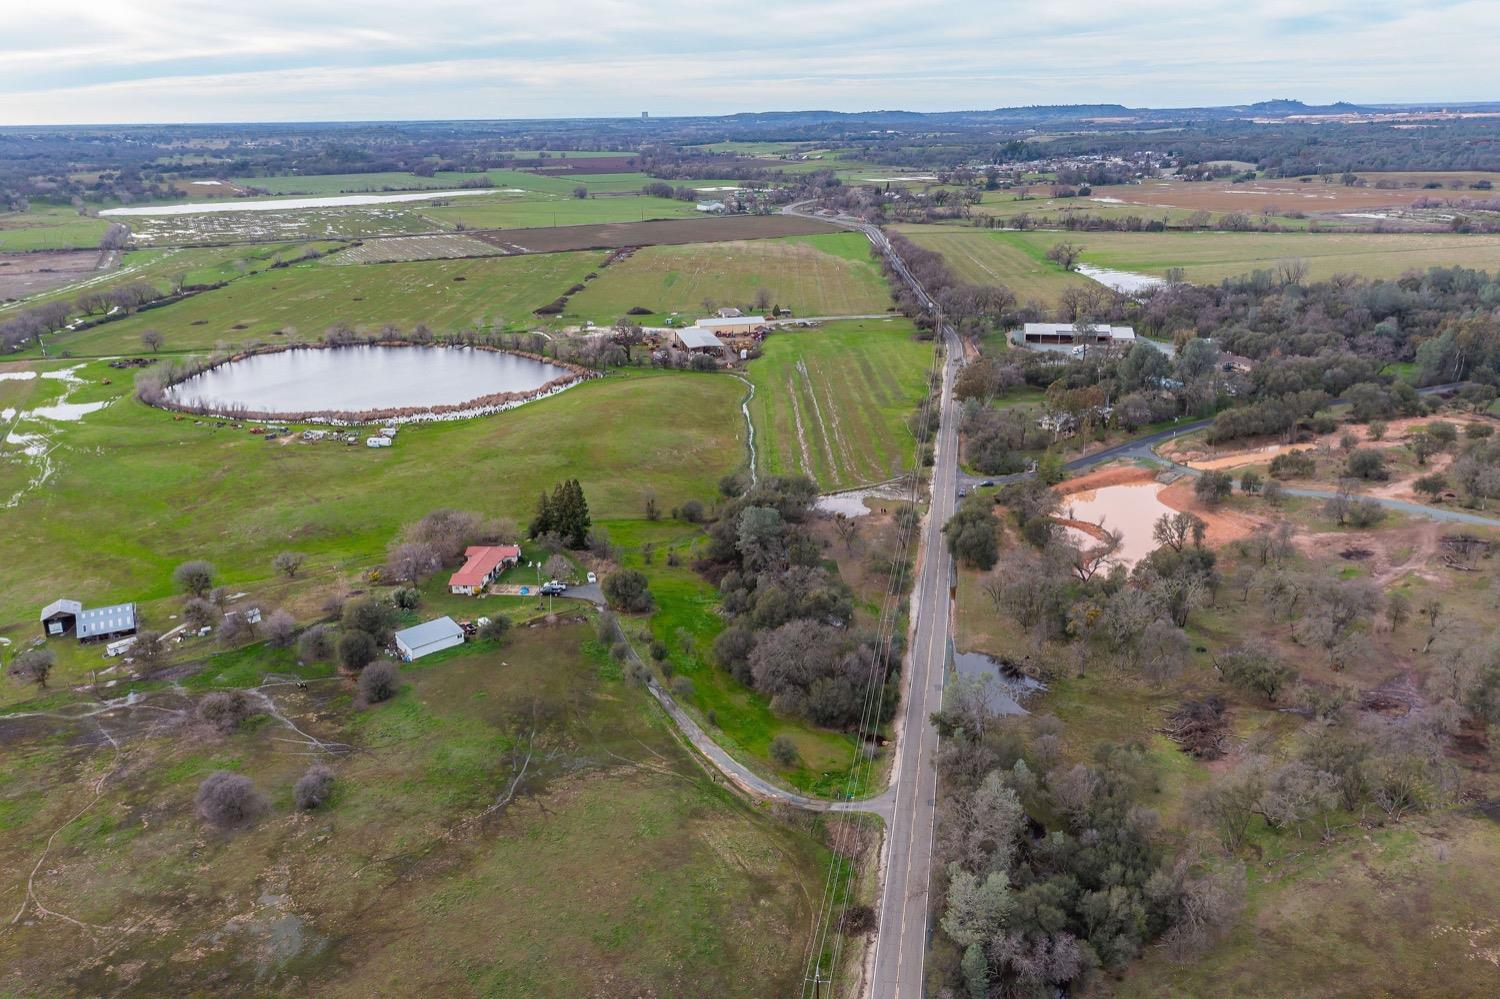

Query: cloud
[1,0,1497,124]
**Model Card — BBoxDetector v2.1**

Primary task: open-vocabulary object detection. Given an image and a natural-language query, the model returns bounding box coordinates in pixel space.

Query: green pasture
[566,233,893,324]
[746,318,933,490]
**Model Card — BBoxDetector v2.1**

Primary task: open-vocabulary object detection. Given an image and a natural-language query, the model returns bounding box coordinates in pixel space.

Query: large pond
[164,346,571,416]
[1058,481,1178,568]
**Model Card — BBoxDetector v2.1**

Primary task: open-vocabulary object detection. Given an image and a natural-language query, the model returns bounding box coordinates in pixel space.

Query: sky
[1,0,1496,125]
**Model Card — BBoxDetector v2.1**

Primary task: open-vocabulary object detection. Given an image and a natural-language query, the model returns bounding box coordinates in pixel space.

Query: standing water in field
[1075,264,1165,295]
[99,190,495,216]
[952,652,1047,715]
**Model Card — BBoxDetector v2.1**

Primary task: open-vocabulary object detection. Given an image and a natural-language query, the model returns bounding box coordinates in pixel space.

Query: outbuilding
[672,328,727,353]
[1015,322,1136,348]
[77,603,138,642]
[40,599,83,638]
[694,315,768,336]
[394,617,465,661]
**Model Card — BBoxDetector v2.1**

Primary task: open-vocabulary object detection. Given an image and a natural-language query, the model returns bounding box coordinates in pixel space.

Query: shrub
[1194,470,1234,507]
[392,587,421,610]
[1367,420,1387,441]
[1239,470,1262,495]
[944,496,999,570]
[358,661,400,703]
[196,690,258,733]
[298,623,335,662]
[1269,450,1316,479]
[1216,643,1297,702]
[477,616,511,642]
[1344,448,1388,480]
[264,609,296,648]
[337,630,378,672]
[218,611,253,648]
[293,765,335,810]
[342,598,396,642]
[602,569,656,613]
[770,735,799,767]
[1465,423,1494,440]
[670,676,695,699]
[272,551,305,578]
[649,640,669,661]
[7,648,55,688]
[195,771,267,829]
[1262,479,1285,506]
[181,597,217,630]
[679,499,705,523]
[173,560,215,597]
[1413,473,1449,501]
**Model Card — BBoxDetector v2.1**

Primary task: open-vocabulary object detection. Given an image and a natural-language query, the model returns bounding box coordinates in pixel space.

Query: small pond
[1059,481,1177,568]
[952,651,1047,715]
[164,346,571,416]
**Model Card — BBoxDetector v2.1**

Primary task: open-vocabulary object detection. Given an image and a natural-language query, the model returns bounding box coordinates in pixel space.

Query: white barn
[394,617,464,661]
[1016,322,1136,347]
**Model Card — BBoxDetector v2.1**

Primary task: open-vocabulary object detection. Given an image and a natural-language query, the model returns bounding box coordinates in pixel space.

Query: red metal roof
[448,545,522,588]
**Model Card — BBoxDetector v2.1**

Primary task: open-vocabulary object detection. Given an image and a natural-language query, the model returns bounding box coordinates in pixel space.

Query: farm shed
[449,545,523,595]
[694,315,768,335]
[395,617,465,661]
[672,328,727,353]
[1015,322,1135,347]
[77,603,138,642]
[39,599,82,637]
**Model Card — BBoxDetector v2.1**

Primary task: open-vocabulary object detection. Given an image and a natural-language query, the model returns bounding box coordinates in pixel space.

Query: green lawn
[746,318,933,490]
[566,233,893,325]
[0,624,828,996]
[35,250,602,357]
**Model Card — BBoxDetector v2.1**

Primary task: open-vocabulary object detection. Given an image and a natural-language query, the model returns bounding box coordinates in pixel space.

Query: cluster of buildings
[40,598,138,642]
[669,314,770,357]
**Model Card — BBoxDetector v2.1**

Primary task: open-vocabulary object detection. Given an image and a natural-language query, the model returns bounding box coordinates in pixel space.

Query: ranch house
[449,545,522,595]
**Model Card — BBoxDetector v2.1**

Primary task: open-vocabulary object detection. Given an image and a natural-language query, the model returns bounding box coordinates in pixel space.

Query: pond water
[1058,481,1178,568]
[164,346,571,415]
[952,651,1047,715]
[100,190,496,217]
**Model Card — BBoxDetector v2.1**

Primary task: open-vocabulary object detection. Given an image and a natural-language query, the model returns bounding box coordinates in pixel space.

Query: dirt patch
[1158,480,1268,546]
[1057,464,1158,494]
[1293,521,1446,586]
[0,249,105,300]
[469,214,836,254]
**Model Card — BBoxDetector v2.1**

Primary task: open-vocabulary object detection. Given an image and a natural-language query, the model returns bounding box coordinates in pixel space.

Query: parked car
[979,479,995,488]
[586,571,597,584]
[540,581,566,596]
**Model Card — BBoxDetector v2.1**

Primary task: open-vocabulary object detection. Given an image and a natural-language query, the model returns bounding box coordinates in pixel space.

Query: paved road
[786,204,961,999]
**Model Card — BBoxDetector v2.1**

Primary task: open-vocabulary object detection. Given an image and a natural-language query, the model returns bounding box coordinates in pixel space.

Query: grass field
[0,205,112,252]
[426,193,702,230]
[0,624,829,996]
[900,226,1500,301]
[1089,173,1500,215]
[746,319,932,490]
[566,233,893,324]
[34,251,601,357]
[1105,816,1500,998]
[897,226,1095,302]
[0,364,744,629]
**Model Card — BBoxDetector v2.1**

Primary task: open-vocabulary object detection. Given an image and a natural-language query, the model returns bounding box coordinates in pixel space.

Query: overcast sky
[2,0,1495,125]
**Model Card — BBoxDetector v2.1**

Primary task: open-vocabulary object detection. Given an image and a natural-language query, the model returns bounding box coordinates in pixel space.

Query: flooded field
[1076,263,1164,294]
[101,190,496,217]
[164,345,571,415]
[1058,479,1177,567]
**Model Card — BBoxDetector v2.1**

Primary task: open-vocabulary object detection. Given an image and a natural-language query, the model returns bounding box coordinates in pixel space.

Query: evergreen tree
[529,490,553,538]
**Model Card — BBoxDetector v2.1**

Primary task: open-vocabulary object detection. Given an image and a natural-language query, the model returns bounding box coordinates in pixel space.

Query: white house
[394,617,465,661]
